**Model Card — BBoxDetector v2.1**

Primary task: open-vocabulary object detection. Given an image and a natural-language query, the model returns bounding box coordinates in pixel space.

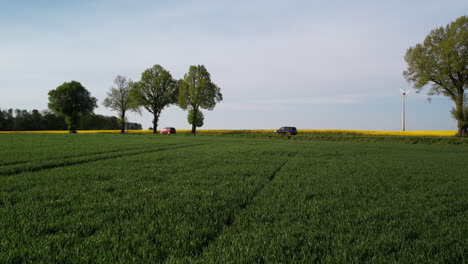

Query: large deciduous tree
[48,81,97,133]
[129,65,178,133]
[178,65,222,134]
[404,16,468,137]
[103,75,139,133]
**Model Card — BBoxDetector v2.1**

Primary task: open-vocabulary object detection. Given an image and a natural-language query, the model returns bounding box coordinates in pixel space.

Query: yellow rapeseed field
[297,129,457,137]
[0,129,457,137]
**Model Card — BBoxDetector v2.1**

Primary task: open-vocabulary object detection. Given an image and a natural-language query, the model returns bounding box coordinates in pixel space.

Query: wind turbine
[400,88,413,131]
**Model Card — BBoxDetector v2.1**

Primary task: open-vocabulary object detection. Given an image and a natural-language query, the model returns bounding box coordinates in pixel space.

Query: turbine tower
[400,88,412,131]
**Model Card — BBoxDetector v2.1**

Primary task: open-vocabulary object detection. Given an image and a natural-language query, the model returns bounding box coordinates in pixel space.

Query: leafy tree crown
[403,15,467,99]
[178,65,222,111]
[129,65,178,115]
[48,81,97,117]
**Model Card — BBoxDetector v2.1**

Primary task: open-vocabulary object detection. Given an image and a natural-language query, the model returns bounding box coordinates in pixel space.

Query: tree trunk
[153,113,159,134]
[120,110,126,134]
[191,108,197,135]
[455,92,465,137]
[191,123,196,135]
[68,114,77,133]
[68,123,77,133]
[458,126,466,137]
[458,122,467,137]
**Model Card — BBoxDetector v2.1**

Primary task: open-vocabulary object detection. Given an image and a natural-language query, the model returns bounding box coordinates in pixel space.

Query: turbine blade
[406,88,414,94]
[400,88,405,93]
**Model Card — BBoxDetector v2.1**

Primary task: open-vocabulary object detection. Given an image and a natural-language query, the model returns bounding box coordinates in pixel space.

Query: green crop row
[197,142,468,263]
[0,137,297,263]
[173,132,468,146]
[0,134,190,166]
[0,134,466,263]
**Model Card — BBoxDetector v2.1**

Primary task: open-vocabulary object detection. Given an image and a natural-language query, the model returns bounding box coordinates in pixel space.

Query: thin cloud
[0,0,465,130]
[255,96,361,106]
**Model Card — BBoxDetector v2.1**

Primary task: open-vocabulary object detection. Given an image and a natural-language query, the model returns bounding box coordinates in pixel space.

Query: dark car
[160,127,176,134]
[275,126,297,135]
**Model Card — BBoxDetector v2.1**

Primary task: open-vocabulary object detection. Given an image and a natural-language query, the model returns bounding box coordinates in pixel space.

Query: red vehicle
[160,127,176,134]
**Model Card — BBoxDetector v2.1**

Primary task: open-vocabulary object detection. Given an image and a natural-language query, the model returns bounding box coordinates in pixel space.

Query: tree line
[0,108,142,131]
[45,17,467,137]
[3,16,466,136]
[48,64,222,134]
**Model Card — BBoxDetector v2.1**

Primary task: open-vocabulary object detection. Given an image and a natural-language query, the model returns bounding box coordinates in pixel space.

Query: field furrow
[195,153,298,258]
[0,137,298,262]
[0,134,466,263]
[0,143,205,176]
[196,143,468,263]
[0,145,159,167]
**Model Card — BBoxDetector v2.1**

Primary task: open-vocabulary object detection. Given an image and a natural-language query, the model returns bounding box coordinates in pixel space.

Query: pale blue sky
[1,0,466,130]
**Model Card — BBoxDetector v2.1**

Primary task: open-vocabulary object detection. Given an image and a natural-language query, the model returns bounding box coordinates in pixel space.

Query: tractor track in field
[195,152,297,258]
[0,143,207,176]
[0,146,157,167]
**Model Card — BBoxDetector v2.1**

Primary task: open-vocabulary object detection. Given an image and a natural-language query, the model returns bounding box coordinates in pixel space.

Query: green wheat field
[0,134,467,263]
